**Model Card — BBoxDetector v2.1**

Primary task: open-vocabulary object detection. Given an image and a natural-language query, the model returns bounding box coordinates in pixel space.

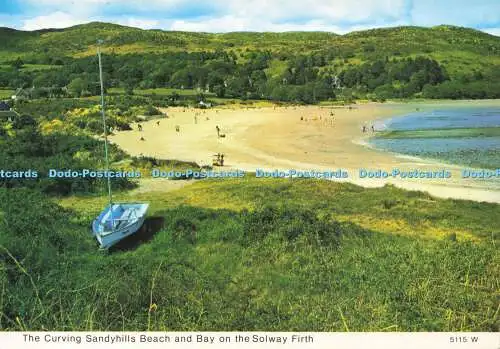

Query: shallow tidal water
[370,106,500,169]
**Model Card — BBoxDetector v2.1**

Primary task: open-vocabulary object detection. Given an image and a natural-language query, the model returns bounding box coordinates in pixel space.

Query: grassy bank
[108,87,216,98]
[0,89,13,99]
[1,178,498,331]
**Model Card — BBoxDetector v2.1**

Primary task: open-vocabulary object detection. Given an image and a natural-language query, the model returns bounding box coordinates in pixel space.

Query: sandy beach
[110,101,500,203]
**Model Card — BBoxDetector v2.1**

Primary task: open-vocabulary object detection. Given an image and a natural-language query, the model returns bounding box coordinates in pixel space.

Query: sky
[0,0,499,36]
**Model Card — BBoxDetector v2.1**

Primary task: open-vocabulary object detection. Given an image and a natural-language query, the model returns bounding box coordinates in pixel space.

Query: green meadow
[108,87,216,98]
[1,177,498,331]
[0,89,13,99]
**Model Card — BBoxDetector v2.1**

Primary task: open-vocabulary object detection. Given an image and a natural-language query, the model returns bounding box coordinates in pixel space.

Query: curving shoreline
[110,100,500,203]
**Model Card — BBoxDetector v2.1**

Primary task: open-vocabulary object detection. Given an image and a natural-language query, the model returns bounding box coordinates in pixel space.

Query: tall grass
[1,178,498,331]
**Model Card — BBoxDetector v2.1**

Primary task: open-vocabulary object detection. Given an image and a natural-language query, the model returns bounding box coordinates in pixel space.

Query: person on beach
[220,154,224,166]
[362,125,367,133]
[371,125,375,132]
[138,124,143,132]
[176,125,180,133]
[216,125,220,138]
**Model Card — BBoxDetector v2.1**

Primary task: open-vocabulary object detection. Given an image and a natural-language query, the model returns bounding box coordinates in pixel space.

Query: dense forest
[0,22,499,102]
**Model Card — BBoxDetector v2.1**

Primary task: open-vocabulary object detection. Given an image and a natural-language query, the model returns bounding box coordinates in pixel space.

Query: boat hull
[92,203,149,249]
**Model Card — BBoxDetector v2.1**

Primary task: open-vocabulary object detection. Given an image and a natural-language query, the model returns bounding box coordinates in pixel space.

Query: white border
[1,332,498,349]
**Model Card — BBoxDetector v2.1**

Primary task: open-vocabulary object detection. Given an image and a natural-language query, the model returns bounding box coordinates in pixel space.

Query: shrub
[172,218,197,244]
[242,205,347,247]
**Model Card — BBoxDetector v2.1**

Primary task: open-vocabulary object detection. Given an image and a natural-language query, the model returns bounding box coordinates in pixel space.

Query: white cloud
[170,15,406,34]
[20,11,161,31]
[21,11,88,30]
[21,0,186,14]
[223,0,407,23]
[116,18,160,29]
[21,0,408,24]
[482,28,500,36]
[170,16,340,33]
[171,16,246,32]
[13,0,500,34]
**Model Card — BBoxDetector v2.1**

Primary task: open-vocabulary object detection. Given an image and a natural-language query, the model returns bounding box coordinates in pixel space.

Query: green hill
[1,22,499,101]
[1,23,498,67]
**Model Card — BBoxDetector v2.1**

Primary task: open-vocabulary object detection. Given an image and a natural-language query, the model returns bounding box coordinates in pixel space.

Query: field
[0,177,498,331]
[108,87,216,98]
[0,89,13,99]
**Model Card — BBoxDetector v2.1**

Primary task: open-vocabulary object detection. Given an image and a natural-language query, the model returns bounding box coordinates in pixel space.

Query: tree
[12,114,37,129]
[169,92,180,102]
[12,57,24,70]
[67,77,87,97]
[213,85,226,98]
[125,85,134,95]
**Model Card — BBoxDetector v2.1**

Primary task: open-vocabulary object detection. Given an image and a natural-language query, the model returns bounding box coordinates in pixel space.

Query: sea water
[370,106,500,169]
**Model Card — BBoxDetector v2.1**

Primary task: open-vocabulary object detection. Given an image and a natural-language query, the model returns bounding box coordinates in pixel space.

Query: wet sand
[110,101,500,203]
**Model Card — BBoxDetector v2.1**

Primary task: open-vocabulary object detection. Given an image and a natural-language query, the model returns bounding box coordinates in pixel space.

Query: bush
[172,218,197,244]
[143,105,161,116]
[242,205,346,247]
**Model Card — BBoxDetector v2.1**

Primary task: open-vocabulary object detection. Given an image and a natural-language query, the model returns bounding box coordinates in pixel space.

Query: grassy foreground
[1,178,499,331]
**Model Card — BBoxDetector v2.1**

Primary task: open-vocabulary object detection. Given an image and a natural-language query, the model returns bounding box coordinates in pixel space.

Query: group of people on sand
[362,124,376,133]
[300,113,335,126]
[135,110,226,143]
[216,125,226,138]
[215,153,225,166]
[137,119,163,141]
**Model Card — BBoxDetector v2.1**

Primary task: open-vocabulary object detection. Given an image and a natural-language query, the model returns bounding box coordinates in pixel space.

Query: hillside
[1,22,343,59]
[1,178,499,331]
[1,23,498,58]
[1,22,500,101]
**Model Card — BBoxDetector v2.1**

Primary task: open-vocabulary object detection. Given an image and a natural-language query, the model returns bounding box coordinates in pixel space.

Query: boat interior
[97,203,149,235]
